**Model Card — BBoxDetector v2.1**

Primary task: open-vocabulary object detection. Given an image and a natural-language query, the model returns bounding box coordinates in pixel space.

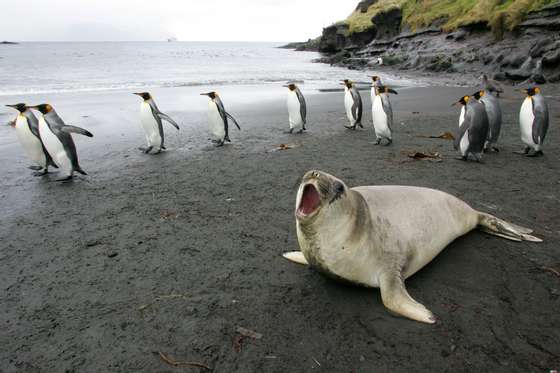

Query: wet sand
[1,84,559,372]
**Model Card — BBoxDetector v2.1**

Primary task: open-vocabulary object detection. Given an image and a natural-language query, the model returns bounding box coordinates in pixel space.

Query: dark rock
[371,7,402,40]
[425,55,454,72]
[529,38,552,58]
[543,49,560,67]
[547,72,560,82]
[504,69,531,81]
[531,73,546,84]
[493,72,507,81]
[355,0,377,13]
[319,24,350,53]
[446,29,468,41]
[500,53,526,68]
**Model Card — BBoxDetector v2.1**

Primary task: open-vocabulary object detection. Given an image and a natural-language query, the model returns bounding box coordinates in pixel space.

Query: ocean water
[0,42,411,96]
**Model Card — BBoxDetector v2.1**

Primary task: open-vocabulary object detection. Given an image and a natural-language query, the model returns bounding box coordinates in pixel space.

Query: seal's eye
[330,182,345,204]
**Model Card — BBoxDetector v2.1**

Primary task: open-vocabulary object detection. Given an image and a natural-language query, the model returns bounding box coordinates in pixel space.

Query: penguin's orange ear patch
[535,87,541,94]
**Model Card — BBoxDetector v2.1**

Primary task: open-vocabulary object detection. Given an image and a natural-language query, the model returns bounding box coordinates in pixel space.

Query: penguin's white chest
[372,95,390,138]
[287,91,303,129]
[458,106,465,128]
[208,101,224,140]
[344,90,355,124]
[38,116,71,172]
[15,115,46,167]
[140,102,162,147]
[519,98,535,147]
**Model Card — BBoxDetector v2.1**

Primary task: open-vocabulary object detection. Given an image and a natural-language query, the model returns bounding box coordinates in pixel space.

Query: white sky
[1,1,356,42]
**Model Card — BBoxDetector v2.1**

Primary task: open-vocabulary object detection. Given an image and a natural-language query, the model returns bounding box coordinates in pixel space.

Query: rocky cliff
[292,0,560,83]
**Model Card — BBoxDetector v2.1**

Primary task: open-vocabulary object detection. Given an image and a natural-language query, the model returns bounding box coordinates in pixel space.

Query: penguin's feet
[384,138,393,146]
[454,156,468,161]
[513,147,530,155]
[344,125,356,130]
[527,150,543,157]
[55,175,73,183]
[32,169,49,177]
[28,165,42,171]
[297,129,304,134]
[139,146,153,154]
[287,128,294,134]
[372,138,381,145]
[214,141,225,147]
[491,146,499,153]
[153,149,162,155]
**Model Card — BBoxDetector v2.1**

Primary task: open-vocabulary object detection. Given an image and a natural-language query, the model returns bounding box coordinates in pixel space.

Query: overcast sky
[1,1,355,42]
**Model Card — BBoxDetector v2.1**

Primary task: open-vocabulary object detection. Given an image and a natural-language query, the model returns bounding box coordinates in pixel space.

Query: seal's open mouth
[298,184,321,217]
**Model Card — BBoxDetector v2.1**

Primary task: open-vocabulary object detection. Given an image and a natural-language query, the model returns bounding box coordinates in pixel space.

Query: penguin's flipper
[295,88,307,124]
[157,112,180,130]
[532,109,548,146]
[453,119,470,151]
[60,125,93,137]
[351,89,363,124]
[225,112,241,130]
[282,251,308,265]
[76,167,87,175]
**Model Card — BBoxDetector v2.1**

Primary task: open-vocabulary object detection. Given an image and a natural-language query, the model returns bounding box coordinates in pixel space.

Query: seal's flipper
[477,213,542,242]
[379,271,436,324]
[282,251,309,265]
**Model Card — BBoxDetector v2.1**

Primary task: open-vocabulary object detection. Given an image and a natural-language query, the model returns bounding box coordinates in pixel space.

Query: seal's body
[284,171,541,324]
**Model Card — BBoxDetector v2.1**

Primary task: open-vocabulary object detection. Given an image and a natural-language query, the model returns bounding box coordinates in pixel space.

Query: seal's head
[295,170,347,223]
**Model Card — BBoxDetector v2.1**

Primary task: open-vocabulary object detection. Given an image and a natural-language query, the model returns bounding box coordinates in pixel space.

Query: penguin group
[452,83,549,162]
[6,73,551,182]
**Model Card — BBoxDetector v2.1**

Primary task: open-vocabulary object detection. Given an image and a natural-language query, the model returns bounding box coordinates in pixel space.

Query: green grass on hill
[343,0,557,35]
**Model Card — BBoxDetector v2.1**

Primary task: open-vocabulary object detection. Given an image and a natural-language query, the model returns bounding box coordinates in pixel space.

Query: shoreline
[1,83,559,372]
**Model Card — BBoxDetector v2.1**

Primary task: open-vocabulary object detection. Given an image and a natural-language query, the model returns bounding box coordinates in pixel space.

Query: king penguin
[481,74,504,97]
[133,92,180,154]
[371,85,398,145]
[371,75,383,88]
[341,80,363,130]
[284,83,307,134]
[28,104,93,181]
[452,95,489,162]
[200,92,241,146]
[516,87,549,157]
[6,103,57,176]
[472,90,502,152]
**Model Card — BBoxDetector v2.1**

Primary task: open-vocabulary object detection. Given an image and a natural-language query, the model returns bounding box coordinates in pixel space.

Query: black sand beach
[1,84,559,372]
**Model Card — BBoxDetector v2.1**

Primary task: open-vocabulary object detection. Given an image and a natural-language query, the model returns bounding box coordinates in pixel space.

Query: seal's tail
[477,212,542,242]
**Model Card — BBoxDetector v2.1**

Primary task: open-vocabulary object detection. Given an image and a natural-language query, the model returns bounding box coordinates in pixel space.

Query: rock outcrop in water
[287,1,560,83]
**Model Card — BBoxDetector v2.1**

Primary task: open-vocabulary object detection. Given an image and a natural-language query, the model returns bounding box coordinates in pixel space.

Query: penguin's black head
[472,90,485,100]
[452,96,470,107]
[286,83,297,91]
[200,92,217,99]
[133,92,151,101]
[5,103,27,113]
[481,74,488,80]
[525,87,541,96]
[28,104,53,114]
[371,76,379,82]
[340,79,353,89]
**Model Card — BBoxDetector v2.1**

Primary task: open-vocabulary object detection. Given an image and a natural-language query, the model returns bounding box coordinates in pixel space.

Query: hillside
[290,0,560,83]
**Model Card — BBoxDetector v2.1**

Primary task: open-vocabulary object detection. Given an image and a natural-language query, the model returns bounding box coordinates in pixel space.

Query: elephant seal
[283,170,542,324]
